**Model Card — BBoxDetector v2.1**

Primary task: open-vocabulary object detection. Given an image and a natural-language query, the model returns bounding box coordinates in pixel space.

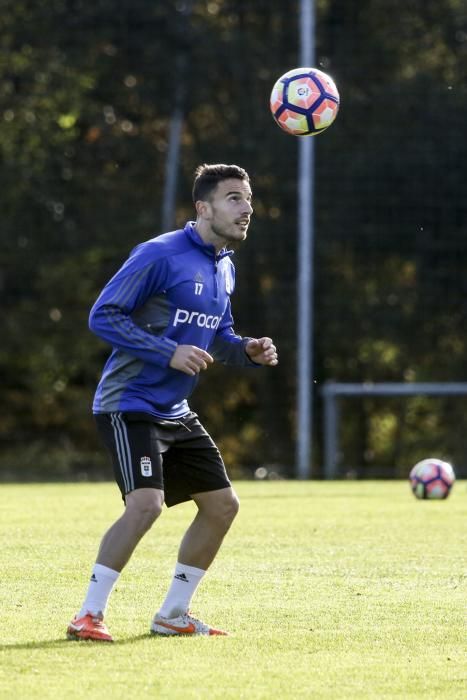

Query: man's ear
[195,200,212,219]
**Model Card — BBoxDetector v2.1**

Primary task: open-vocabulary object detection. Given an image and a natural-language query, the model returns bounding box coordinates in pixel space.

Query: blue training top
[90,221,256,419]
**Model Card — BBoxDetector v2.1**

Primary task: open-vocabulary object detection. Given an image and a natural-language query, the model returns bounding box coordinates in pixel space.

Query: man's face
[203,178,253,245]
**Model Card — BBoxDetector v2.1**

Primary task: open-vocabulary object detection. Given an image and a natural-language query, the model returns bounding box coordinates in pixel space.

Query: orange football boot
[67,611,113,642]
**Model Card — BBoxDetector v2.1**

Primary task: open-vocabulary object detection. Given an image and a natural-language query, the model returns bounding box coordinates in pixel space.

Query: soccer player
[67,163,278,641]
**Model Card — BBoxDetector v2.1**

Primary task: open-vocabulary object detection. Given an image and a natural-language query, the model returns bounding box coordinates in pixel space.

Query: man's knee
[195,488,240,531]
[224,491,240,524]
[125,488,164,533]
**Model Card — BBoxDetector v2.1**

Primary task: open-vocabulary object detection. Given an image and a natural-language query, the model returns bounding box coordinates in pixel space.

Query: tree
[1,1,467,479]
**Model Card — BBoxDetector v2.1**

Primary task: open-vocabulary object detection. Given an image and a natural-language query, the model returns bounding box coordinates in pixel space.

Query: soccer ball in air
[270,67,340,136]
[409,458,455,500]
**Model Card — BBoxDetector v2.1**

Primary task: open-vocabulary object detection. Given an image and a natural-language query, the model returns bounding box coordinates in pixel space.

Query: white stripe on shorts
[110,412,135,493]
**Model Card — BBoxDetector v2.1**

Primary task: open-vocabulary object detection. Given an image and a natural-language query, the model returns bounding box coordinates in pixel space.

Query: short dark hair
[192,163,250,203]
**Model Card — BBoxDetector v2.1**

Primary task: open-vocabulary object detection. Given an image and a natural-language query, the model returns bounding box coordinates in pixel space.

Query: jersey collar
[184,222,234,261]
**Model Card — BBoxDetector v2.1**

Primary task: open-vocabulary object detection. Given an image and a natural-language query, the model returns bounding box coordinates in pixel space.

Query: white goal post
[321,381,467,479]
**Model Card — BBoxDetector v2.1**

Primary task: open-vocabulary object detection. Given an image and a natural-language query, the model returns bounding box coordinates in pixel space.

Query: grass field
[0,480,465,699]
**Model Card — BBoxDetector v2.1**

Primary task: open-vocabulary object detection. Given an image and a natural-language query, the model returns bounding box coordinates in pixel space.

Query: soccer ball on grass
[409,458,455,500]
[270,67,340,136]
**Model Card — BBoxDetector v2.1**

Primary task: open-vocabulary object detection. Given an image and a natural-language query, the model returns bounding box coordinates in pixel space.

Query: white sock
[78,563,120,617]
[157,563,206,618]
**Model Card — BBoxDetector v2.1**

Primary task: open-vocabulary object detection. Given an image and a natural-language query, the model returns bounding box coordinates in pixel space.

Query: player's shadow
[0,634,156,650]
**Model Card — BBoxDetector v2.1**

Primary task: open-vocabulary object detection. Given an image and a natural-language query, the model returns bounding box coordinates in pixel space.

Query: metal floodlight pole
[162,111,184,231]
[161,1,194,231]
[296,0,316,479]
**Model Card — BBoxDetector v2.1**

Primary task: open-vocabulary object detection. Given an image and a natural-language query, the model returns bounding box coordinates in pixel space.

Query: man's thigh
[95,412,165,498]
[162,413,231,507]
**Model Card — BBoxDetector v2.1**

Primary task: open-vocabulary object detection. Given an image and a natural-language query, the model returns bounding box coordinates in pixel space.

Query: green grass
[0,481,465,699]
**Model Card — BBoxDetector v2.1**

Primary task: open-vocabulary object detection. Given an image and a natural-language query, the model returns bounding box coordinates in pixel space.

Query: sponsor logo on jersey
[140,456,152,477]
[173,308,221,329]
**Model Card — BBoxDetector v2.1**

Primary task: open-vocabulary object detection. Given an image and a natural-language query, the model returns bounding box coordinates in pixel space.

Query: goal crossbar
[321,382,467,479]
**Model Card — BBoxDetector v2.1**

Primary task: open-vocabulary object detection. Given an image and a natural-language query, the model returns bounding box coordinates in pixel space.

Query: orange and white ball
[270,67,340,136]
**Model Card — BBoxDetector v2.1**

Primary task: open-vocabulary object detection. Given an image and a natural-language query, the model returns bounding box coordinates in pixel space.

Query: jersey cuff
[156,336,178,366]
[242,337,262,367]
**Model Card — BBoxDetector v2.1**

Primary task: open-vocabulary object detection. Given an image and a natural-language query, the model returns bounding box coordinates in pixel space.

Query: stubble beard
[211,221,248,246]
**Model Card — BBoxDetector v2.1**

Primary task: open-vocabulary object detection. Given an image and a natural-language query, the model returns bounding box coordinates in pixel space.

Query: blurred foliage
[1,0,467,480]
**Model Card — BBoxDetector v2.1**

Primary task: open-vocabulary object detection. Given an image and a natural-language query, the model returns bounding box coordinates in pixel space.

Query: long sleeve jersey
[90,221,256,419]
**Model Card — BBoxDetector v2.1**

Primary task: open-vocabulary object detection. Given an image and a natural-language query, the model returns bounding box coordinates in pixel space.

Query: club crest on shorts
[140,456,152,477]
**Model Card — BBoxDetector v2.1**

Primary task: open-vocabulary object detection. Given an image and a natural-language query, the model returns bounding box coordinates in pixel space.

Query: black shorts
[94,411,231,507]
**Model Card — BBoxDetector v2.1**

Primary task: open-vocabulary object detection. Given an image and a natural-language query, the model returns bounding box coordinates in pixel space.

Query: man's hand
[245,337,278,366]
[169,345,214,376]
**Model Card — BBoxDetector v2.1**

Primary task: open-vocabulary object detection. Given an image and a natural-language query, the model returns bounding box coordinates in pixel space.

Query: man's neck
[194,219,224,252]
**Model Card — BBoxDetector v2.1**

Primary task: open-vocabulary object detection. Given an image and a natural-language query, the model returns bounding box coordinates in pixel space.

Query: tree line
[1,0,466,479]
